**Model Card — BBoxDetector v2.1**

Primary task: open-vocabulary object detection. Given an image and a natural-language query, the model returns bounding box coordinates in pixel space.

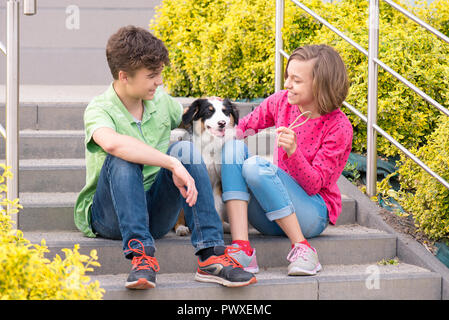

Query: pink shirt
[236,90,353,225]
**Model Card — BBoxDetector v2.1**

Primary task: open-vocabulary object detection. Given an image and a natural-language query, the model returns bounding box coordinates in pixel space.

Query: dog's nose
[218,120,226,128]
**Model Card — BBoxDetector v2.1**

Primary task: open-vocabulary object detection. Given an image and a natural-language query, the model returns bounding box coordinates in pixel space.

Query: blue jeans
[91,141,224,259]
[221,139,329,239]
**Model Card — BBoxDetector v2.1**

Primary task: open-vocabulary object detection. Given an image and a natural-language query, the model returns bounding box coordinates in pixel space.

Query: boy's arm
[92,127,197,207]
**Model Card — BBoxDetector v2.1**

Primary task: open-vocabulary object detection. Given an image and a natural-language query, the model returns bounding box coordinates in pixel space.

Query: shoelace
[286,244,309,263]
[277,109,312,147]
[125,239,160,272]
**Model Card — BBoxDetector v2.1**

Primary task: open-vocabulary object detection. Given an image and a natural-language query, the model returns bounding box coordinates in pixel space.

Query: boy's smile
[125,67,164,101]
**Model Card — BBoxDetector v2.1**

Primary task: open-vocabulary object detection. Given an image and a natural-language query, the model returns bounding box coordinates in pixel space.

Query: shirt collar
[106,82,157,124]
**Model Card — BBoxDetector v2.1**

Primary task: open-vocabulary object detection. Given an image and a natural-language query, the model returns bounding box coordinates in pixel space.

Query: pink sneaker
[287,243,322,276]
[227,244,259,273]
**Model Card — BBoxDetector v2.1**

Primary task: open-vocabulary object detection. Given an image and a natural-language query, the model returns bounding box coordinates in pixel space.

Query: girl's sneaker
[287,243,322,276]
[227,243,260,273]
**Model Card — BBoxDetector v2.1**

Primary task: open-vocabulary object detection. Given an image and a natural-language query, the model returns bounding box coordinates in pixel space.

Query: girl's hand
[276,126,297,157]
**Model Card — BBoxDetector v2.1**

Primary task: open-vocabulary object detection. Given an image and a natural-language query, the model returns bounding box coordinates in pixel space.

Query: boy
[74,25,256,289]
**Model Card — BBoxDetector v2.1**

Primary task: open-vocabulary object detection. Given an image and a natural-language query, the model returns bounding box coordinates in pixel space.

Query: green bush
[150,0,326,99]
[394,116,449,240]
[0,165,104,300]
[152,0,449,156]
[151,0,449,241]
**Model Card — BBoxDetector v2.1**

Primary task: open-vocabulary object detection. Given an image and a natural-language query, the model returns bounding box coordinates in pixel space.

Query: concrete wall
[0,0,161,85]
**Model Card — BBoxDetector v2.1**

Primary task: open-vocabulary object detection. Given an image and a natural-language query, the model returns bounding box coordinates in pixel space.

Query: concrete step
[91,263,441,300]
[0,98,255,131]
[0,130,84,159]
[0,127,274,160]
[8,159,85,193]
[17,191,356,231]
[23,224,396,276]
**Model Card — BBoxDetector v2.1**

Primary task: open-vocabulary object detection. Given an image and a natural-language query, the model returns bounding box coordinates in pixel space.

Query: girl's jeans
[221,139,329,239]
[91,141,225,259]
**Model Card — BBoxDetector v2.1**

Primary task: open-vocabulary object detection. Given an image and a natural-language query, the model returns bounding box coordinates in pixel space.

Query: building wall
[0,0,161,85]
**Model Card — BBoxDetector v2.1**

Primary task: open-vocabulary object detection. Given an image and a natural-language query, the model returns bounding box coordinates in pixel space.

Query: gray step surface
[23,224,396,275]
[0,127,273,159]
[92,263,441,300]
[0,95,256,131]
[17,191,356,231]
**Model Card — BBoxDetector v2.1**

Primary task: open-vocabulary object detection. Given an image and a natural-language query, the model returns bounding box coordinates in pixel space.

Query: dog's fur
[174,98,239,236]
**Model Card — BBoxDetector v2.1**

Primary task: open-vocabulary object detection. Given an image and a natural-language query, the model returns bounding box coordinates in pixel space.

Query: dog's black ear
[182,99,204,126]
[223,98,239,125]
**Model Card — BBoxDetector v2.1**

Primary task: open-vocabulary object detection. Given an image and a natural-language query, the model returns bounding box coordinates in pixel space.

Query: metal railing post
[275,0,285,92]
[366,0,380,197]
[6,0,20,224]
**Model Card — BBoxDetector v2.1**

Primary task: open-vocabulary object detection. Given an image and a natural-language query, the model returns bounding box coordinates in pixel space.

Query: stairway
[0,87,445,300]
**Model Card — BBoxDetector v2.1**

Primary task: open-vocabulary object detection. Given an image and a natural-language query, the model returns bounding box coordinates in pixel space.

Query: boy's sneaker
[287,243,322,276]
[124,239,159,289]
[195,246,257,287]
[227,243,259,273]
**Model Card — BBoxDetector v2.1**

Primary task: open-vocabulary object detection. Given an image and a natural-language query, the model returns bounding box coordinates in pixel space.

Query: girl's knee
[242,156,277,184]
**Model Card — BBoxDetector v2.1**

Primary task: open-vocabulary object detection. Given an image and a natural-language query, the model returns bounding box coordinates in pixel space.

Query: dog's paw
[175,225,190,236]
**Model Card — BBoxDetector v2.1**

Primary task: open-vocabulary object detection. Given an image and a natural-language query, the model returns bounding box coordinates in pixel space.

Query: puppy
[174,98,239,236]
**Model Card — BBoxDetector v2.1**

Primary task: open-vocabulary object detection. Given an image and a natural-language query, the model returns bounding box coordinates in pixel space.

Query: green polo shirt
[74,83,183,237]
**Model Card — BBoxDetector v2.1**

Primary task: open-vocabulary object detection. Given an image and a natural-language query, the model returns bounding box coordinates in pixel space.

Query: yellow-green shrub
[151,0,449,156]
[151,0,449,240]
[283,0,449,158]
[150,0,324,99]
[394,116,449,240]
[0,165,104,300]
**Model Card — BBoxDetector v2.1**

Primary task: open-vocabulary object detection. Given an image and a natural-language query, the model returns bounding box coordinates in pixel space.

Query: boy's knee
[106,154,143,176]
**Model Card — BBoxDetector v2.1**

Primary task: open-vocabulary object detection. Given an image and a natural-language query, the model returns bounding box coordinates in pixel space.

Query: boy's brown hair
[106,25,170,79]
[284,44,349,115]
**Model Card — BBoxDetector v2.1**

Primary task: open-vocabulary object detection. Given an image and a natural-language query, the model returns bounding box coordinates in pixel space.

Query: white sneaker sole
[288,263,322,276]
[194,272,257,287]
[125,278,156,289]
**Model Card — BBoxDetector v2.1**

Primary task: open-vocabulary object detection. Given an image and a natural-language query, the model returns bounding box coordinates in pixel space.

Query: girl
[221,44,353,275]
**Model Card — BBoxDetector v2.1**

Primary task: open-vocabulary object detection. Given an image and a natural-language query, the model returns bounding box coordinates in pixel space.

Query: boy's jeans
[91,141,225,258]
[221,140,329,239]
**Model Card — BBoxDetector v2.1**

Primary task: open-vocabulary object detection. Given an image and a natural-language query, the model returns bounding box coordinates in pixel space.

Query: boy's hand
[276,126,297,157]
[169,157,198,207]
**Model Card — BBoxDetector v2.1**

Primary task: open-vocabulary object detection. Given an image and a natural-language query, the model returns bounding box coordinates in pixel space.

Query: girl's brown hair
[106,25,170,80]
[284,44,349,115]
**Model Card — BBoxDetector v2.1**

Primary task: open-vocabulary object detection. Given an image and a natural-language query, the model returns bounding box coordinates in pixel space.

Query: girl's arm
[236,92,281,139]
[282,124,353,196]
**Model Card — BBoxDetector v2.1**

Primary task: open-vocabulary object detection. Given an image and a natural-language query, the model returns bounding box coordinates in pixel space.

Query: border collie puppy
[174,98,239,236]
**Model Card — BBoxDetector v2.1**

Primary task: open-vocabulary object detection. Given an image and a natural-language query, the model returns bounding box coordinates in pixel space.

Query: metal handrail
[2,1,37,225]
[383,0,449,45]
[0,41,6,55]
[275,0,449,196]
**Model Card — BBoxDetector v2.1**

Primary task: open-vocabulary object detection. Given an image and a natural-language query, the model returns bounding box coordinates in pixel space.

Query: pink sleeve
[236,92,278,139]
[282,123,353,195]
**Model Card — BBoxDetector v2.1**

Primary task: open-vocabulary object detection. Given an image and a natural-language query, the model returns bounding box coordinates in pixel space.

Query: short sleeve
[84,105,116,153]
[154,88,183,130]
[167,98,183,129]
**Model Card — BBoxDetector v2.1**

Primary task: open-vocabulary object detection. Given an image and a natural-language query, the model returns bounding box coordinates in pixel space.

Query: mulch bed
[378,207,438,255]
